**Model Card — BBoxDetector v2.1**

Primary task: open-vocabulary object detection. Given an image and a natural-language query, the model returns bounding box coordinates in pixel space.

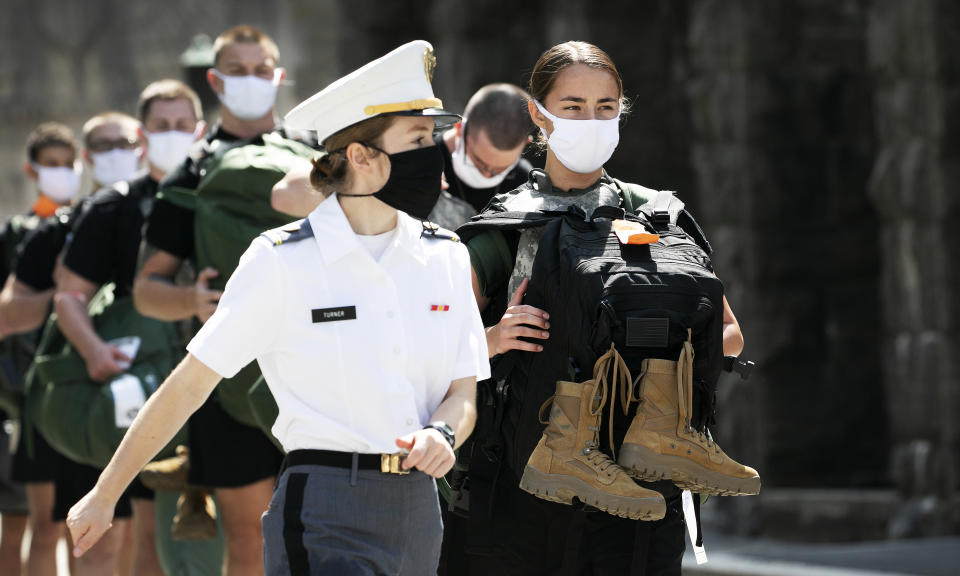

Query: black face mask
[339,144,444,220]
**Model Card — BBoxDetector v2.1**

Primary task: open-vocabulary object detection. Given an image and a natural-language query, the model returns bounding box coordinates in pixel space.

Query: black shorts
[53,457,134,521]
[11,426,61,484]
[187,394,283,488]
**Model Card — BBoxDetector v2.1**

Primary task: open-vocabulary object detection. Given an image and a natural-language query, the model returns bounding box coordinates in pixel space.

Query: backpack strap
[456,210,556,243]
[613,179,686,226]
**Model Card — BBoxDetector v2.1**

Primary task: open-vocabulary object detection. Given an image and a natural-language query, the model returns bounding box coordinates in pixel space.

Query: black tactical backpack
[457,192,725,483]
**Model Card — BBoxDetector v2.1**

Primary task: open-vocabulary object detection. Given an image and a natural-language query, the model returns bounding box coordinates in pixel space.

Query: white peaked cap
[285,40,460,145]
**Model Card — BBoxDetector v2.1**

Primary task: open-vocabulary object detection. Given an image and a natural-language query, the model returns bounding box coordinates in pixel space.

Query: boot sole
[519,466,667,520]
[618,444,761,496]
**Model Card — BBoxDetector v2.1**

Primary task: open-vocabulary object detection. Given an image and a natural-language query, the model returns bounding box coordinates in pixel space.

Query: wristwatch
[425,421,455,449]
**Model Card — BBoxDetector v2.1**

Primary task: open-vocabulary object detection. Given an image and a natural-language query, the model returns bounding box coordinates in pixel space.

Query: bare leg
[215,477,274,576]
[71,517,125,576]
[0,513,27,575]
[25,482,60,576]
[115,519,133,576]
[129,499,162,576]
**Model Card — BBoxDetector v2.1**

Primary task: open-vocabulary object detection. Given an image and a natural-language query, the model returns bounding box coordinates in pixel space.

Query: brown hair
[26,122,77,163]
[529,41,628,108]
[309,116,396,196]
[213,25,280,67]
[137,79,203,123]
[463,83,532,150]
[81,111,139,146]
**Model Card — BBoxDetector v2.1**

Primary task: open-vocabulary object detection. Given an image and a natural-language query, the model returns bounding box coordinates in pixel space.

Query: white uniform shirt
[187,194,491,454]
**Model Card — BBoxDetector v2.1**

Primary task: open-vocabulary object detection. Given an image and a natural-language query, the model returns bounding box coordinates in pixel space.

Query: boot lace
[586,344,634,460]
[676,330,721,455]
[582,440,619,477]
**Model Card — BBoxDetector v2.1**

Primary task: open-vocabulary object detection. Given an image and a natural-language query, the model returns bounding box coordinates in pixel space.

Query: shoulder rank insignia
[261,218,314,246]
[420,220,460,242]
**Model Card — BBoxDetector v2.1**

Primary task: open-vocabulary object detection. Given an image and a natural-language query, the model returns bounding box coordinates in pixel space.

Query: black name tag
[312,306,357,323]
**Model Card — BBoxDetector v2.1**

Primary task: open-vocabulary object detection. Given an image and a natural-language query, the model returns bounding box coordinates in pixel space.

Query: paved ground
[4,519,956,575]
[683,532,960,576]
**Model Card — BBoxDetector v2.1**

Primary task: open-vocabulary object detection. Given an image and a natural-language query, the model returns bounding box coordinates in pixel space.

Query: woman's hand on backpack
[487,278,550,357]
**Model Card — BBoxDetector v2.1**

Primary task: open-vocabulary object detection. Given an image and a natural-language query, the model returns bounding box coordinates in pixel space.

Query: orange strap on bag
[612,220,659,245]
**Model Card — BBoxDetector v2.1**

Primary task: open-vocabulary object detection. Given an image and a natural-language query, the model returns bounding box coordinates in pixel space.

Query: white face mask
[145,129,197,174]
[91,148,142,187]
[213,69,281,120]
[34,162,82,203]
[534,100,620,174]
[450,122,518,190]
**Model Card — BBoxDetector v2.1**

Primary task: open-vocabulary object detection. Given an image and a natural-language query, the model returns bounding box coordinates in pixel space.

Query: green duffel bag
[162,131,316,427]
[25,283,186,468]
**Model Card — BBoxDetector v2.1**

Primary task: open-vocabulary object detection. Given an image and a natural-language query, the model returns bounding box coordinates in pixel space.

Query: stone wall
[867,0,960,535]
[687,0,885,492]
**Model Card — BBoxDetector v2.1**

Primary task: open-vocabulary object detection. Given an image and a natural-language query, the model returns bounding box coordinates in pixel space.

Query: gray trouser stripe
[283,473,309,575]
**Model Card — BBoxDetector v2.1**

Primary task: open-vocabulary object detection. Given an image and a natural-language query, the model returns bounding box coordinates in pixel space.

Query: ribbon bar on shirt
[312,306,357,323]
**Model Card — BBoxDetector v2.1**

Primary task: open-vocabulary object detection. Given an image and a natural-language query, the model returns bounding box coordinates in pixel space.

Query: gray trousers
[262,463,442,576]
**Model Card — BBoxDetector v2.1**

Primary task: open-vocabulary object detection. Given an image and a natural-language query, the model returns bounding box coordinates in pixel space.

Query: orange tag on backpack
[613,220,659,245]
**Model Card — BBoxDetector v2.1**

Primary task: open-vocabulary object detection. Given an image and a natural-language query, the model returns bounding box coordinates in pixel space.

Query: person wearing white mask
[463,41,747,575]
[0,122,80,576]
[438,83,533,213]
[132,25,317,576]
[49,79,204,576]
[82,112,144,189]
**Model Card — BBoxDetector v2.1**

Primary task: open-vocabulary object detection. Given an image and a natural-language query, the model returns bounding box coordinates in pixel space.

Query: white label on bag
[110,374,147,428]
[682,490,708,564]
[107,336,141,371]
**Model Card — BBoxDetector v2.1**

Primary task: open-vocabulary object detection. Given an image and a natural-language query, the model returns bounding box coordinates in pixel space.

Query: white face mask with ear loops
[450,122,518,189]
[34,162,82,203]
[213,69,281,120]
[91,148,142,187]
[535,100,620,174]
[145,129,198,174]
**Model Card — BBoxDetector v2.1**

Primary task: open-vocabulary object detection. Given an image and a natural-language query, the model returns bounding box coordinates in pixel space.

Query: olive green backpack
[25,283,185,468]
[160,131,316,439]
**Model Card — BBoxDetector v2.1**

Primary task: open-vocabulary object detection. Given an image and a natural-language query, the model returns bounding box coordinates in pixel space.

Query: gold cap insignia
[423,47,437,82]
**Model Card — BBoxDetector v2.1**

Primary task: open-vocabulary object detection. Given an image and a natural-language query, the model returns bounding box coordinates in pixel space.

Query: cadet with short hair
[67,40,489,576]
[0,122,80,576]
[82,111,144,189]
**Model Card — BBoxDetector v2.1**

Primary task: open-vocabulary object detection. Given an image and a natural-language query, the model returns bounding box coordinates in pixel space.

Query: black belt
[282,449,409,476]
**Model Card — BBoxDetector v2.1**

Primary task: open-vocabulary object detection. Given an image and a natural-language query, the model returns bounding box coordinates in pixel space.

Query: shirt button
[406,418,414,426]
[393,347,401,355]
[387,310,395,319]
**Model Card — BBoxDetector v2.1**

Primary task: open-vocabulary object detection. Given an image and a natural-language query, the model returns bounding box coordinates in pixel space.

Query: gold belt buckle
[380,452,410,475]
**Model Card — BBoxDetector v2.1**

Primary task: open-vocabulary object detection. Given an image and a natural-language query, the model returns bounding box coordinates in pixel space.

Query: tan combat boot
[172,487,219,541]
[140,445,190,492]
[519,346,666,521]
[618,332,761,496]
